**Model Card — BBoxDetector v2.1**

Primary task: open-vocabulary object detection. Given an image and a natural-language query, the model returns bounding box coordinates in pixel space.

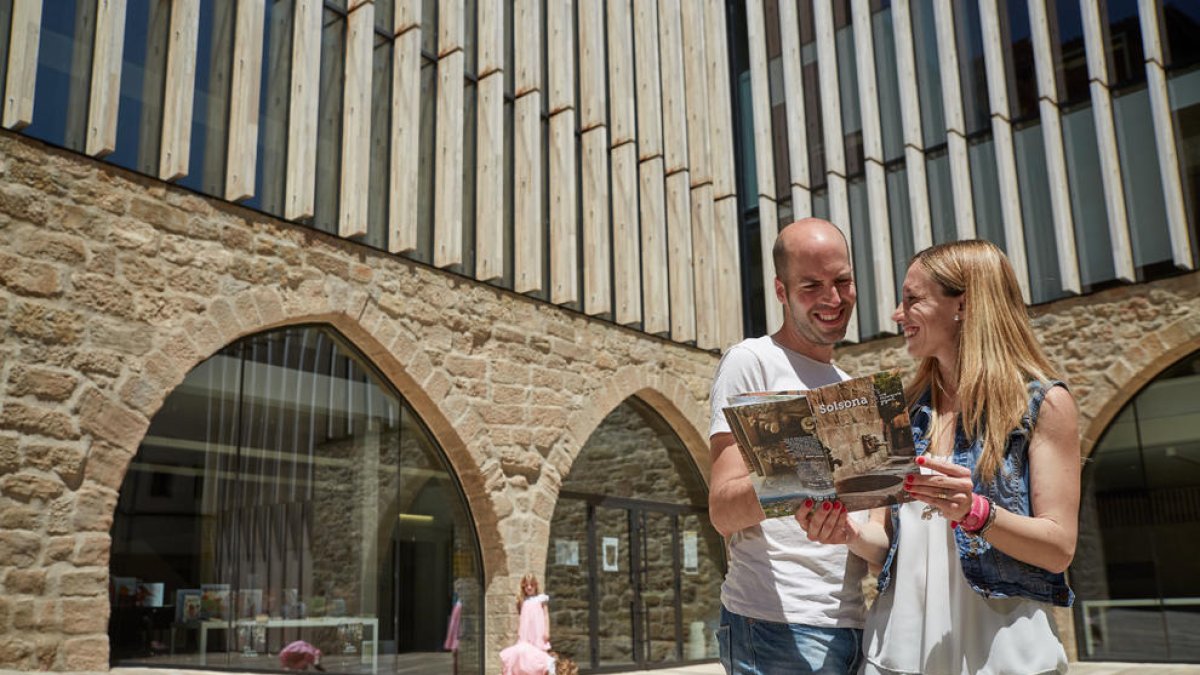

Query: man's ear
[774,277,787,306]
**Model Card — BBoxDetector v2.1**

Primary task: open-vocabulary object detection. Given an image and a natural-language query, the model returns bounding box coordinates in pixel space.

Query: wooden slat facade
[285,0,322,220]
[513,91,543,294]
[665,169,696,343]
[159,0,200,181]
[639,156,671,335]
[390,23,421,253]
[3,0,44,130]
[474,70,505,281]
[86,0,129,156]
[657,0,689,176]
[611,140,641,326]
[634,0,664,161]
[434,49,465,268]
[606,0,636,147]
[581,127,611,316]
[338,1,373,238]
[549,109,578,305]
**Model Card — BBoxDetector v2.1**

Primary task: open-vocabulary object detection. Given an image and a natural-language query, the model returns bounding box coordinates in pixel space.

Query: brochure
[723,369,918,515]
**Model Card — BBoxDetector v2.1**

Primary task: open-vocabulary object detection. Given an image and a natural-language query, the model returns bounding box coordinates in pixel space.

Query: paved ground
[620,662,1200,675]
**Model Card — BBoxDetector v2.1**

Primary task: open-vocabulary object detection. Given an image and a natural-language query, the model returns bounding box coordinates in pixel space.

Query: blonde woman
[798,240,1080,674]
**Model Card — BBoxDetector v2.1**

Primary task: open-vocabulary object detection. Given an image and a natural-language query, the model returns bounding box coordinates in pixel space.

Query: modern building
[0,1,1196,674]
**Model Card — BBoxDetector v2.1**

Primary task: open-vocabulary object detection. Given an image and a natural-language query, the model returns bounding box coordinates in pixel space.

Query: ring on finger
[938,491,949,500]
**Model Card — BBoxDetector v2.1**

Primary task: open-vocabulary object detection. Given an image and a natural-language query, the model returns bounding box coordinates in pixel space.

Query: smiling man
[708,219,866,675]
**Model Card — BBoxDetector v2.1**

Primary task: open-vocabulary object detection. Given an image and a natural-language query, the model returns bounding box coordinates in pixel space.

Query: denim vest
[876,380,1075,607]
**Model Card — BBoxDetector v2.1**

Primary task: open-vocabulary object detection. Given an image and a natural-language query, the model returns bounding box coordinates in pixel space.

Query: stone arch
[1080,318,1200,459]
[561,365,710,488]
[82,286,507,586]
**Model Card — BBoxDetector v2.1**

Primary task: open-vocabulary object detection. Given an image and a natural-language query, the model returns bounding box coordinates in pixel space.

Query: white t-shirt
[709,335,867,627]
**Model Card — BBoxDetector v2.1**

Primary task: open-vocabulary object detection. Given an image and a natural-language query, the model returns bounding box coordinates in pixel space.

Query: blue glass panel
[871,7,904,162]
[176,0,232,197]
[910,0,945,146]
[21,1,93,152]
[1113,86,1171,268]
[955,0,989,135]
[1012,122,1068,304]
[107,0,169,175]
[313,9,346,234]
[1105,0,1144,87]
[1168,68,1200,260]
[835,3,863,176]
[243,0,294,217]
[1052,0,1088,104]
[1162,1,1200,68]
[967,137,1004,249]
[885,164,914,295]
[925,151,953,244]
[847,177,875,337]
[1062,105,1116,285]
[1005,0,1038,121]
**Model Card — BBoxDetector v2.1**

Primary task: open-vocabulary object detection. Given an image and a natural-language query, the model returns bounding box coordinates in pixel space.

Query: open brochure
[722,370,918,515]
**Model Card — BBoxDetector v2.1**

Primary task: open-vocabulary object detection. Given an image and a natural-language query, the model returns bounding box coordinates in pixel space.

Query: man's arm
[708,432,767,537]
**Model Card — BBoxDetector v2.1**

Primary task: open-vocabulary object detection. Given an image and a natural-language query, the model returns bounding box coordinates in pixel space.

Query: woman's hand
[903,456,975,524]
[794,499,857,545]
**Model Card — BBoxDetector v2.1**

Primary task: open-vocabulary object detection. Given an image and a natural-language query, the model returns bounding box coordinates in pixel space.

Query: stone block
[8,365,79,401]
[72,482,119,533]
[77,387,149,449]
[0,253,63,297]
[62,635,108,670]
[0,400,79,440]
[72,533,111,566]
[0,433,18,473]
[84,441,136,491]
[0,635,35,669]
[44,536,75,563]
[130,195,187,233]
[15,229,88,264]
[0,531,43,569]
[4,568,46,594]
[0,504,44,530]
[0,471,66,502]
[56,567,108,597]
[23,442,86,486]
[10,301,83,344]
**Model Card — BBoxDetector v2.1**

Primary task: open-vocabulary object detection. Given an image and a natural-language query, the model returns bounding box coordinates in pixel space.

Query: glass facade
[546,399,725,671]
[1073,350,1200,662]
[109,326,483,674]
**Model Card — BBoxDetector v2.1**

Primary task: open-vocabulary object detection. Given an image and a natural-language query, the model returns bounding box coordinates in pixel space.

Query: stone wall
[0,132,718,672]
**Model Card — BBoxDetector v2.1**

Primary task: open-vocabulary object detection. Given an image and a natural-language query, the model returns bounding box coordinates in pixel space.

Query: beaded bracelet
[973,496,998,536]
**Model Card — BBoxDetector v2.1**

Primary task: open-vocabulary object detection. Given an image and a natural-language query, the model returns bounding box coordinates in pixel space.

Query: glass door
[634,510,680,666]
[594,505,634,669]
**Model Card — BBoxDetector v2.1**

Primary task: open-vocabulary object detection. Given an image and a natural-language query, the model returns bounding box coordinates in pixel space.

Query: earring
[954,314,960,322]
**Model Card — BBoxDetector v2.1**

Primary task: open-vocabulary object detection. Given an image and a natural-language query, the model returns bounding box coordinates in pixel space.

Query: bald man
[708,219,866,674]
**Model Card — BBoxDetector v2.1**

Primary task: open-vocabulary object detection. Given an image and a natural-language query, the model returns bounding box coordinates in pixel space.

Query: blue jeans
[716,606,863,675]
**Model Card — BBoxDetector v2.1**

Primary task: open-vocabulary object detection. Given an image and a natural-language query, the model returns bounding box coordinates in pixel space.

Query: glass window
[1162,1,1200,69]
[1073,350,1200,662]
[1004,0,1039,121]
[871,5,905,162]
[847,177,874,336]
[1051,0,1089,105]
[803,50,826,182]
[766,0,792,202]
[411,57,438,265]
[109,326,484,674]
[177,0,234,198]
[811,187,830,220]
[885,163,914,295]
[1012,121,1068,304]
[910,0,945,147]
[1062,105,1117,286]
[1104,0,1144,88]
[835,0,863,177]
[547,399,725,671]
[1113,86,1172,271]
[967,137,1004,249]
[954,0,990,135]
[365,32,394,251]
[0,1,10,109]
[1168,67,1200,263]
[106,0,170,175]
[244,0,295,217]
[21,0,97,153]
[925,149,954,244]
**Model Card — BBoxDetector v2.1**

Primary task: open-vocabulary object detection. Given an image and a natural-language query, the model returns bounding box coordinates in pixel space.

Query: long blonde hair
[515,573,539,612]
[905,240,1060,481]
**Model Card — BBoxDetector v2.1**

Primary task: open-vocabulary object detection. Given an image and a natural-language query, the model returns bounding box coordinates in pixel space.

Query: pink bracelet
[958,493,990,532]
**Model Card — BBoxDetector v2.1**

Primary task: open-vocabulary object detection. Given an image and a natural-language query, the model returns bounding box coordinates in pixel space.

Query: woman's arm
[909,386,1081,573]
[794,502,891,566]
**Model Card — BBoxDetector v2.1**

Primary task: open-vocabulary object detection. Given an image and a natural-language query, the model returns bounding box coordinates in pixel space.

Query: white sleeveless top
[862,501,1068,675]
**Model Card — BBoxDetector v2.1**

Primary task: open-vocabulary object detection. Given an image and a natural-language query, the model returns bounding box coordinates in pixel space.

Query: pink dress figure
[500,574,556,675]
[279,640,324,671]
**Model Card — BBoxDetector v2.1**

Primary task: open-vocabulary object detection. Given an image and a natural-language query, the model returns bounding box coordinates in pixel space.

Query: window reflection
[1074,351,1200,662]
[1051,0,1088,105]
[177,0,233,197]
[1162,1,1200,68]
[109,326,483,674]
[106,0,169,175]
[21,0,95,152]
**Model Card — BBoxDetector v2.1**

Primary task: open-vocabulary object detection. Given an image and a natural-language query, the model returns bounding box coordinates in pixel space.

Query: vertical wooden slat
[438,0,463,56]
[513,0,540,96]
[892,0,933,251]
[978,0,1030,302]
[666,170,696,343]
[715,195,743,348]
[578,0,606,131]
[705,0,737,200]
[1080,0,1134,281]
[137,2,170,174]
[931,0,974,239]
[159,0,200,181]
[658,0,689,175]
[225,0,266,201]
[201,2,234,195]
[286,0,321,220]
[852,0,895,328]
[778,0,812,210]
[86,0,129,156]
[476,0,502,77]
[549,109,578,304]
[634,0,664,161]
[679,0,710,185]
[434,48,465,267]
[639,157,670,334]
[582,127,611,315]
[690,182,719,349]
[65,2,97,149]
[513,92,543,293]
[1027,0,1081,292]
[606,0,636,146]
[706,0,742,348]
[547,0,573,115]
[3,0,44,130]
[1138,0,1193,269]
[611,140,641,326]
[394,0,420,33]
[339,2,373,237]
[390,22,421,252]
[745,0,782,333]
[475,71,505,280]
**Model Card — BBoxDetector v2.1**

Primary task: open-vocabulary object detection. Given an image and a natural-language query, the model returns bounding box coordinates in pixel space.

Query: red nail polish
[916,456,926,465]
[822,501,832,511]
[804,498,814,508]
[905,474,915,484]
[839,502,847,512]
[950,521,958,528]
